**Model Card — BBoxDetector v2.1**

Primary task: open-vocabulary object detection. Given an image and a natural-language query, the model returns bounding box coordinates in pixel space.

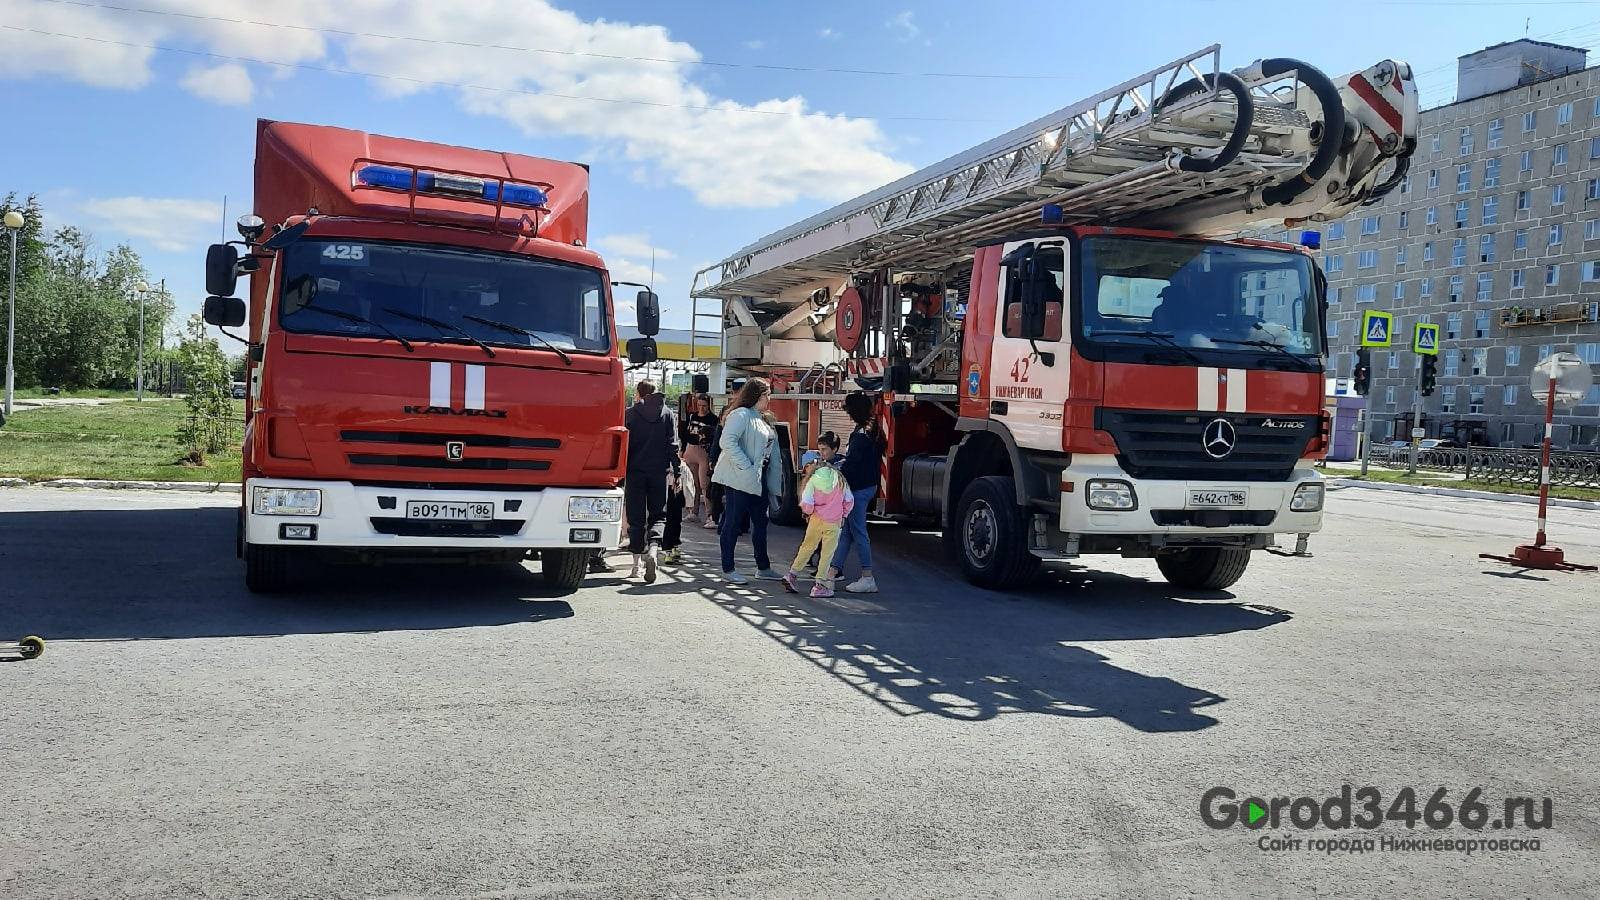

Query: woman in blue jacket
[710,378,785,584]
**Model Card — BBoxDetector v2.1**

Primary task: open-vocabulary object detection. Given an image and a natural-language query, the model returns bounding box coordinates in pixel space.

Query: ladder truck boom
[691,45,1415,307]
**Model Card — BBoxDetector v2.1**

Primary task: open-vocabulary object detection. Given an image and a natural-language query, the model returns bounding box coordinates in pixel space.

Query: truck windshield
[1076,236,1323,367]
[276,239,610,354]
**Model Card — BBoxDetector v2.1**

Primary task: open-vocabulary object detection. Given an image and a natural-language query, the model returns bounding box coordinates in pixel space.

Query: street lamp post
[132,278,163,402]
[3,209,23,419]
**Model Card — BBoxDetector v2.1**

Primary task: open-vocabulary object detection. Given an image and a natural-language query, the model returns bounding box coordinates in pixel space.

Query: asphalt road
[1,484,1596,899]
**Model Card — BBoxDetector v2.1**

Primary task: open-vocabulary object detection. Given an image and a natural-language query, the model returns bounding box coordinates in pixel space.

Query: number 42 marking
[1010,356,1031,382]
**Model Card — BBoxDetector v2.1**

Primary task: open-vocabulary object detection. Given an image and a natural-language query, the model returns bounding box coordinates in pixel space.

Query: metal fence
[1371,444,1600,488]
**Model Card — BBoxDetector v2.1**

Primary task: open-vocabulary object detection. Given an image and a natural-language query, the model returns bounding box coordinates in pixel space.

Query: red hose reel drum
[836,286,866,352]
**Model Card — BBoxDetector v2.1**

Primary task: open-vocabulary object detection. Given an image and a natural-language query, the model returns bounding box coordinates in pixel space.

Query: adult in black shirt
[624,380,680,582]
[826,392,882,593]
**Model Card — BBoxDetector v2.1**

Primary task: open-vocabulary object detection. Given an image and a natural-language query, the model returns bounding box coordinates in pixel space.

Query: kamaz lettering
[403,406,509,419]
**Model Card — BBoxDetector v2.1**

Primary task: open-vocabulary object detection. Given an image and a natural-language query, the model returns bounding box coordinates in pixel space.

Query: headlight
[569,496,621,522]
[253,487,322,516]
[1291,482,1324,512]
[1086,479,1137,510]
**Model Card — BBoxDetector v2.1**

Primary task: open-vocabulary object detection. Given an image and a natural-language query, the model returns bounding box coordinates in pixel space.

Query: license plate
[1188,490,1247,508]
[406,501,494,521]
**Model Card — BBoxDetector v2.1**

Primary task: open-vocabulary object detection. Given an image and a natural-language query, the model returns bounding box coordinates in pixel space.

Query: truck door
[988,238,1070,450]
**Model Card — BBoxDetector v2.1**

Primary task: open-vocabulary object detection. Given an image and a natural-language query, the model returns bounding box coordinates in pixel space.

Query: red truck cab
[203,120,658,592]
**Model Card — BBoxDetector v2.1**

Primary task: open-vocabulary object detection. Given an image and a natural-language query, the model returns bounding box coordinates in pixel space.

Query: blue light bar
[1041,204,1064,224]
[356,164,547,209]
[1299,229,1322,250]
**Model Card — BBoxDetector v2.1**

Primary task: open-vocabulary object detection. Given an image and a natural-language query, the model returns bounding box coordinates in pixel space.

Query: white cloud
[78,196,224,253]
[743,40,764,50]
[596,234,676,261]
[818,28,839,39]
[886,11,919,43]
[607,258,665,286]
[0,0,913,209]
[179,62,254,105]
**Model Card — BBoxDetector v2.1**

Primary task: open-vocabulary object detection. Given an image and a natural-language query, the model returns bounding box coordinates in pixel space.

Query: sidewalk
[0,477,239,493]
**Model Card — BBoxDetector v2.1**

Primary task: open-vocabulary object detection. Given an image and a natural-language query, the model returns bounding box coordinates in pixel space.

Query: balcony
[1499,301,1600,327]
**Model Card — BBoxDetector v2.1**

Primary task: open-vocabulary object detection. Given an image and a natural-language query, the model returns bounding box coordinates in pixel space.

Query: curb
[0,478,241,493]
[1328,476,1600,511]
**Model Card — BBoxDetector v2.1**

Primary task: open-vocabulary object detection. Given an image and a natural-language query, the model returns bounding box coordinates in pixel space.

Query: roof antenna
[1525,17,1530,37]
[221,194,227,241]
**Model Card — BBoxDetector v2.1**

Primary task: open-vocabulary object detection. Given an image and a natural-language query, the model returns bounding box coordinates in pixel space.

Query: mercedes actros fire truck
[690,46,1418,590]
[204,120,661,593]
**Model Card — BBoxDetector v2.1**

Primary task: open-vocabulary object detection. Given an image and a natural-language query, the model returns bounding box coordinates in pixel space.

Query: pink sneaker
[781,572,799,593]
[810,582,834,598]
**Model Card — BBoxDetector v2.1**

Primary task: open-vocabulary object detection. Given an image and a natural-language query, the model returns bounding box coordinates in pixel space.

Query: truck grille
[340,430,560,450]
[1151,510,1277,527]
[369,518,526,538]
[348,455,551,471]
[1095,409,1315,482]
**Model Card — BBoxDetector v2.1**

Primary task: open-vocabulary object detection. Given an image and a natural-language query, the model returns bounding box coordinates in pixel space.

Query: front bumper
[1059,455,1324,537]
[243,478,622,550]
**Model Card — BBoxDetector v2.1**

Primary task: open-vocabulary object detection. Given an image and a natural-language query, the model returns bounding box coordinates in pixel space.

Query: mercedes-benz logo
[1202,418,1237,459]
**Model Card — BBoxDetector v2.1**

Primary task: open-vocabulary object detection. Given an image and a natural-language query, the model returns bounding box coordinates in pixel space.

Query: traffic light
[1420,354,1437,396]
[1353,347,1372,396]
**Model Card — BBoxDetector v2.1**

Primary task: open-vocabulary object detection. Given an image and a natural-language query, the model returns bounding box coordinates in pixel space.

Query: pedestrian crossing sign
[1413,322,1440,355]
[1360,310,1393,347]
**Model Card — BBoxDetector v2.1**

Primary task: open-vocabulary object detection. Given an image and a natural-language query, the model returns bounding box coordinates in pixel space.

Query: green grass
[12,387,142,399]
[0,399,244,483]
[1334,468,1600,502]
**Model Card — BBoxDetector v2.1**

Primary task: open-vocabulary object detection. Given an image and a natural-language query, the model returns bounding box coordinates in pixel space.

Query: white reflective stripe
[1225,368,1247,412]
[464,365,486,410]
[1196,367,1219,411]
[1537,516,1547,532]
[1542,465,1551,483]
[429,361,451,407]
[1545,423,1554,439]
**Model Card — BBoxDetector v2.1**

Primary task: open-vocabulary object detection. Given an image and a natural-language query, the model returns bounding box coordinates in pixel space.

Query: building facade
[1312,40,1600,449]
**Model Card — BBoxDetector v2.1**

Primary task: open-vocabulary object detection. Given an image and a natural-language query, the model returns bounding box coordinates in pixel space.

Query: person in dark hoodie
[623,380,679,582]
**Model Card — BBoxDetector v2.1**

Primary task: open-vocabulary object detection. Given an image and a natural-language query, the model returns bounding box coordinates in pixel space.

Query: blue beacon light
[1299,229,1322,250]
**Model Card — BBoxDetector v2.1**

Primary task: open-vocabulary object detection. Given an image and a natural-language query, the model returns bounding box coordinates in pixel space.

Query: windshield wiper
[1207,338,1320,371]
[1091,330,1206,367]
[462,314,572,365]
[294,305,413,352]
[384,308,495,358]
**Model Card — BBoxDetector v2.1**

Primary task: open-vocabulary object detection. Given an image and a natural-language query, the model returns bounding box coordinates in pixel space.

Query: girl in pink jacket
[782,433,854,598]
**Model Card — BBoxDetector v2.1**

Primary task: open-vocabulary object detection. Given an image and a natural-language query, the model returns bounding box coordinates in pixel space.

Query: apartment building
[1312,40,1600,449]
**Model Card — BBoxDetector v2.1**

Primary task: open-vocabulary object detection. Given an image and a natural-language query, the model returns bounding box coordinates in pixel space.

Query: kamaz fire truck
[203,120,661,593]
[690,46,1418,590]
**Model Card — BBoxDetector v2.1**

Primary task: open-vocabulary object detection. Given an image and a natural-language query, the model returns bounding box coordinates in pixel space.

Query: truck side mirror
[206,244,239,297]
[636,289,660,337]
[203,296,247,328]
[626,337,658,365]
[261,220,312,251]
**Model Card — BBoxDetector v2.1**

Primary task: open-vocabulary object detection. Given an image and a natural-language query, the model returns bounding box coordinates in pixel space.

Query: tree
[174,314,235,460]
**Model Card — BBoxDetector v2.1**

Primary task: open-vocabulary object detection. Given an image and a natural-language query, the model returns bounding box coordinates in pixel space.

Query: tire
[235,507,245,559]
[244,542,292,594]
[768,438,803,527]
[541,548,589,590]
[954,475,1039,590]
[1156,547,1251,590]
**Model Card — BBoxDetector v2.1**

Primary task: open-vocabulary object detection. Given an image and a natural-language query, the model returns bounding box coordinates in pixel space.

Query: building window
[1442,386,1457,413]
[1452,238,1466,267]
[1488,118,1504,148]
[1428,169,1440,190]
[1359,250,1377,269]
[1449,275,1463,301]
[1512,268,1525,289]
[1472,348,1488,376]
[1420,277,1432,297]
[1523,111,1536,133]
[1583,261,1600,282]
[1482,195,1498,225]
[1475,310,1490,337]
[1588,179,1600,201]
[1361,216,1380,234]
[1396,244,1407,265]
[1550,223,1564,247]
[1431,133,1442,153]
[1515,230,1528,251]
[1326,255,1344,273]
[1517,190,1530,212]
[1484,157,1500,187]
[1328,286,1340,303]
[1507,345,1520,367]
[1552,184,1567,207]
[1504,385,1518,407]
[1547,265,1560,286]
[1457,165,1471,192]
[1393,282,1405,300]
[1446,312,1461,340]
[1327,221,1346,240]
[1399,210,1409,228]
[1554,143,1568,167]
[1469,385,1485,414]
[1401,175,1411,194]
[1579,343,1600,365]
[1477,273,1492,301]
[1424,242,1434,261]
[1426,206,1438,226]
[1521,149,1533,171]
[1357,284,1377,303]
[1388,351,1399,369]
[1558,102,1573,125]
[1445,349,1460,376]
[1587,220,1600,242]
[1592,137,1600,160]
[1456,200,1469,225]
[1480,233,1495,262]
[1385,386,1397,406]
[1326,319,1339,339]
[1539,343,1552,361]
[1460,127,1473,155]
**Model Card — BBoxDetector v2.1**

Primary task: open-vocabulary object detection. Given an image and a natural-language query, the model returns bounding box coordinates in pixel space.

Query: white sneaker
[628,555,642,579]
[724,571,748,584]
[845,575,878,593]
[644,547,659,583]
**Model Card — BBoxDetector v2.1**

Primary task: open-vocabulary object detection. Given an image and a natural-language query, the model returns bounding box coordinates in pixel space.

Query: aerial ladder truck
[690,45,1417,591]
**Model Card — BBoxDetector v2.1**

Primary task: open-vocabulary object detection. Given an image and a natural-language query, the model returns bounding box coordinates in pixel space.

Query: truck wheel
[955,475,1039,590]
[541,548,588,590]
[235,507,245,559]
[768,439,803,527]
[1155,547,1251,590]
[244,543,292,594]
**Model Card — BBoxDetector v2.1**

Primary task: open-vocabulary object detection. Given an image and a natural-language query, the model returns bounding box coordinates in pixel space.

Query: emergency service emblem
[967,364,982,398]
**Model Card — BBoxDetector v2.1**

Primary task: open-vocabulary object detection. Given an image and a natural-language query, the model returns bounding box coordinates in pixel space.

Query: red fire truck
[691,47,1417,590]
[204,119,660,593]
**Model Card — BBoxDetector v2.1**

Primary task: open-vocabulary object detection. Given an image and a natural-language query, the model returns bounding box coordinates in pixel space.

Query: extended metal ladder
[690,44,1407,307]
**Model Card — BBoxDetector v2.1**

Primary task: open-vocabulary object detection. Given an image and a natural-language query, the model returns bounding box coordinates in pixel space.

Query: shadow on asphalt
[1,506,578,640]
[678,519,1292,732]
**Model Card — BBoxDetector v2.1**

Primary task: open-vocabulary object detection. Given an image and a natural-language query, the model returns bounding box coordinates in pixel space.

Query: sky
[5,0,1600,341]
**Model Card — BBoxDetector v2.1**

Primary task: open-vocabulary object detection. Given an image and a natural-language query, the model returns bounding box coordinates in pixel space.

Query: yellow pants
[790,516,841,581]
